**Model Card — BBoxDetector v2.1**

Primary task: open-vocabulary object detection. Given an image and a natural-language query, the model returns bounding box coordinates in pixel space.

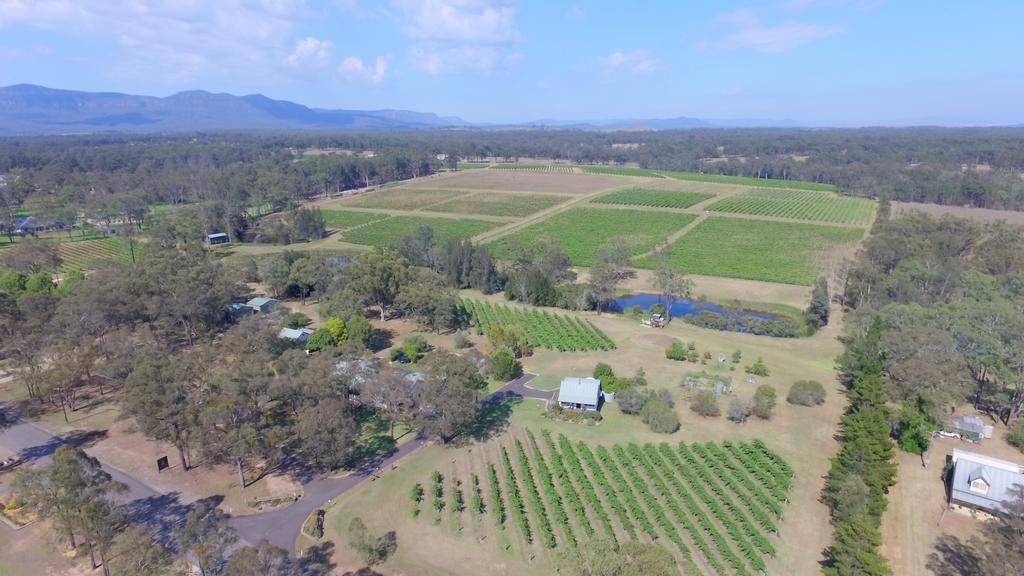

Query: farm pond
[612,293,781,323]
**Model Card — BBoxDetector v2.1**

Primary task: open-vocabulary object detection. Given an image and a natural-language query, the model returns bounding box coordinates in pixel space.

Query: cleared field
[410,432,793,576]
[341,215,501,247]
[707,189,874,225]
[637,216,863,285]
[891,201,1024,224]
[592,187,714,210]
[490,207,697,267]
[491,164,577,174]
[332,188,468,210]
[462,299,614,352]
[407,170,628,194]
[320,209,388,230]
[57,237,133,272]
[424,192,572,218]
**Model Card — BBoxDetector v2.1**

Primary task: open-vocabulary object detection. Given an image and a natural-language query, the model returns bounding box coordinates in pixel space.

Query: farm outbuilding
[558,377,602,411]
[206,232,229,245]
[278,327,314,344]
[950,415,989,440]
[245,297,278,314]
[949,449,1024,515]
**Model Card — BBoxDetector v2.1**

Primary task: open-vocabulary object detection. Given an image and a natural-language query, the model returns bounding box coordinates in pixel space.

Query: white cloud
[392,0,519,74]
[602,50,657,75]
[339,55,389,84]
[288,37,333,68]
[704,7,842,53]
[0,0,314,84]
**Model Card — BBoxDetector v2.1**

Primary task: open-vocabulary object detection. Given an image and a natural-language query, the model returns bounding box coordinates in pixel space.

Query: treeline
[820,208,1024,573]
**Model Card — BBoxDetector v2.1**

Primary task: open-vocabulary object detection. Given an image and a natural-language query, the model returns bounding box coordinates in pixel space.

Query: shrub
[787,380,826,406]
[323,317,349,346]
[686,350,699,363]
[752,385,777,419]
[544,404,603,425]
[732,349,742,364]
[687,341,696,351]
[402,334,430,363]
[665,341,687,361]
[306,328,334,352]
[632,367,648,387]
[453,331,472,349]
[593,362,616,382]
[641,397,680,433]
[285,312,312,328]
[617,388,647,415]
[346,314,374,349]
[626,305,645,321]
[745,357,770,376]
[690,390,720,417]
[1007,423,1024,452]
[727,399,752,423]
[492,346,521,381]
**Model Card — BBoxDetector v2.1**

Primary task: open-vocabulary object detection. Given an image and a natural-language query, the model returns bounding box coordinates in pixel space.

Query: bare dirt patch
[892,201,1024,225]
[402,170,631,195]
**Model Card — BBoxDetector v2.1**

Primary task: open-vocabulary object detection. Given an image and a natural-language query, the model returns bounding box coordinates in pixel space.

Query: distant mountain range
[0,84,798,134]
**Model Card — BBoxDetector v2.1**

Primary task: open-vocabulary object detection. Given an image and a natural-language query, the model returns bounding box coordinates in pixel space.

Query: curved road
[1,372,549,555]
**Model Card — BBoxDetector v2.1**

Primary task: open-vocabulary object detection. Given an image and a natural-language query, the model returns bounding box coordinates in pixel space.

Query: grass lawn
[320,209,389,230]
[706,188,875,225]
[424,192,571,218]
[591,187,714,209]
[341,215,502,247]
[636,216,864,285]
[490,207,696,267]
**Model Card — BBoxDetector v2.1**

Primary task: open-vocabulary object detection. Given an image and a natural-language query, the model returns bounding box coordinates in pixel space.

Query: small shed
[246,297,278,314]
[949,449,1024,515]
[278,327,314,344]
[225,303,252,321]
[206,232,229,245]
[951,415,986,441]
[558,377,602,412]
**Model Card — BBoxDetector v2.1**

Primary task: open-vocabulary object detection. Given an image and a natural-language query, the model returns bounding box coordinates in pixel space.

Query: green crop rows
[424,192,571,218]
[592,187,714,209]
[462,299,615,352]
[413,434,793,575]
[341,215,500,247]
[490,206,696,267]
[635,216,864,285]
[660,170,838,192]
[707,188,874,225]
[581,165,666,178]
[490,164,576,174]
[319,209,388,230]
[57,237,133,273]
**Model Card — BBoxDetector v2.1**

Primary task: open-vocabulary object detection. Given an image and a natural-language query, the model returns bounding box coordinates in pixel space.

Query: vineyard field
[490,164,577,174]
[462,299,614,352]
[319,209,388,230]
[490,207,696,267]
[336,188,469,210]
[411,434,795,576]
[424,192,571,218]
[707,188,874,225]
[57,237,133,272]
[636,216,863,285]
[581,165,664,177]
[660,170,839,192]
[341,215,501,247]
[592,187,714,209]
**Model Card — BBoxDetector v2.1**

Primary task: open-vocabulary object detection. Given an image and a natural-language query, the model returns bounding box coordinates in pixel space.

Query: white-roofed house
[949,449,1024,516]
[558,377,602,412]
[278,327,314,344]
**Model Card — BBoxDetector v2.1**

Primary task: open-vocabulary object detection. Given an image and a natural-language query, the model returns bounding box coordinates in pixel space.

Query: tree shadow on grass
[302,540,338,574]
[466,392,522,443]
[926,534,984,576]
[369,328,394,353]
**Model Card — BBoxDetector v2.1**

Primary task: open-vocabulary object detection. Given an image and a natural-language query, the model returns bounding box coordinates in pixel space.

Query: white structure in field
[558,377,602,411]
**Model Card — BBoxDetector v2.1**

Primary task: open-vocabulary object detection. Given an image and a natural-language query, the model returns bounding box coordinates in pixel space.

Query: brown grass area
[892,201,1024,225]
[881,414,1024,576]
[402,170,631,195]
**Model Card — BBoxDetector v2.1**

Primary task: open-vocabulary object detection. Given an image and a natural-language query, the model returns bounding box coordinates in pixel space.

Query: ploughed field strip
[335,187,470,210]
[411,431,794,576]
[462,299,615,352]
[489,206,697,267]
[57,237,133,273]
[340,215,502,247]
[592,187,715,209]
[706,188,874,225]
[319,209,389,230]
[635,216,864,285]
[424,192,572,218]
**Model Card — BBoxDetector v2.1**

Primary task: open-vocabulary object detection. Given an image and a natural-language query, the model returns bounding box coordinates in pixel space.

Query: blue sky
[1,0,1022,125]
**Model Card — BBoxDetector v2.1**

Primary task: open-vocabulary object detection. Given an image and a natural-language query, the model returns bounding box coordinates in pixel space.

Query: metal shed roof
[558,377,601,406]
[951,449,1024,513]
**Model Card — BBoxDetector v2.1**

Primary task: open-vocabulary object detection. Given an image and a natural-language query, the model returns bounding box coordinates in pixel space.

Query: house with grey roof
[558,377,602,411]
[278,327,314,344]
[949,449,1024,515]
